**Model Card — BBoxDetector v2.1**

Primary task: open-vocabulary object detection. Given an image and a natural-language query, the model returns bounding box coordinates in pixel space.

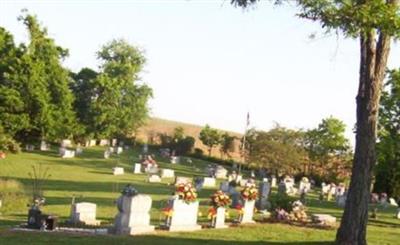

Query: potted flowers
[209,190,231,228]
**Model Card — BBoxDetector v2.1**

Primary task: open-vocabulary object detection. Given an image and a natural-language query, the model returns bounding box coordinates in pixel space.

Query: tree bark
[336,29,391,245]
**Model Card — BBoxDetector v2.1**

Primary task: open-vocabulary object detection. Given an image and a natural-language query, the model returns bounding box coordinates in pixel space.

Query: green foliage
[199,124,221,156]
[269,192,297,212]
[246,125,307,174]
[0,126,20,153]
[220,132,237,159]
[375,69,400,198]
[89,39,152,138]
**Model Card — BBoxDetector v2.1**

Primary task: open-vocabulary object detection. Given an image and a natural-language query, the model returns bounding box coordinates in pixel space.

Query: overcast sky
[2,0,400,146]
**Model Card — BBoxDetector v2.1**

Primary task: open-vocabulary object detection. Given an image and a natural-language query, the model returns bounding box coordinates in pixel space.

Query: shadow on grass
[0,231,335,245]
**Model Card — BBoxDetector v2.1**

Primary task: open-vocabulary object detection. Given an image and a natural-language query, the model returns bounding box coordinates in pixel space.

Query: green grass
[0,147,399,245]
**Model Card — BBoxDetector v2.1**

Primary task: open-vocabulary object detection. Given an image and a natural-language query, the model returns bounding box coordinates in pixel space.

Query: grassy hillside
[136,117,243,159]
[0,147,399,244]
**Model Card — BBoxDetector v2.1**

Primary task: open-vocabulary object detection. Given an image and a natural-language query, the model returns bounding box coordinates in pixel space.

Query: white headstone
[134,163,142,174]
[271,177,277,187]
[116,147,123,155]
[161,169,175,178]
[389,198,398,207]
[170,156,180,164]
[113,194,155,235]
[240,200,255,224]
[212,207,228,229]
[40,141,49,151]
[203,177,216,187]
[168,199,201,231]
[215,166,228,179]
[62,149,76,158]
[311,214,336,226]
[396,209,400,219]
[113,167,124,175]
[70,202,100,226]
[239,179,248,187]
[104,150,110,159]
[148,175,161,183]
[99,139,109,146]
[337,195,346,208]
[111,139,117,147]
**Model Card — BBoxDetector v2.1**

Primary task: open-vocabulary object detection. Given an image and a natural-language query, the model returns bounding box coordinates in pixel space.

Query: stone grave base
[120,225,155,235]
[167,224,201,232]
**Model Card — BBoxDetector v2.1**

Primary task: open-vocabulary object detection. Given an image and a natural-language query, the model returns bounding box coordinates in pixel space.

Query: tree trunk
[336,29,391,245]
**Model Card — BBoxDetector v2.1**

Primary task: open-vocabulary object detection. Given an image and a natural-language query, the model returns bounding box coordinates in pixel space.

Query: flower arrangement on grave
[175,183,197,203]
[210,190,231,208]
[240,185,258,201]
[288,200,308,223]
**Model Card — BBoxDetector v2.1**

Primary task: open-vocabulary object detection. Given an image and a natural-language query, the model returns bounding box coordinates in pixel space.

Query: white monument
[148,175,161,183]
[175,176,191,186]
[134,163,142,174]
[167,199,201,231]
[113,167,124,175]
[61,139,72,148]
[70,202,100,226]
[203,177,216,187]
[113,194,155,235]
[211,207,228,229]
[240,200,256,224]
[161,169,175,178]
[61,149,75,158]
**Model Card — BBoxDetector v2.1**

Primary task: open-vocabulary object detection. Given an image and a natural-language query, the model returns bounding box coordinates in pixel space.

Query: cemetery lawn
[0,147,399,245]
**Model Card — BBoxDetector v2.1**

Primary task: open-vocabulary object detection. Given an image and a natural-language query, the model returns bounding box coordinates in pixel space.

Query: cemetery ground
[0,147,399,245]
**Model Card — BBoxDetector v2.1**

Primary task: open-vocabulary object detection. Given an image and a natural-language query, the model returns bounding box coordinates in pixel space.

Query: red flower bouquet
[175,183,198,203]
[240,185,258,201]
[210,190,231,208]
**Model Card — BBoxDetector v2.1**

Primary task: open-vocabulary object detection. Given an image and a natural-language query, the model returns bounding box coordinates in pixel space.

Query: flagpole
[240,112,249,175]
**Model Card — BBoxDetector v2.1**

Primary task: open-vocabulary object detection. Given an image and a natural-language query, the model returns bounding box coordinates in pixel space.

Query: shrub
[0,130,21,153]
[269,193,297,212]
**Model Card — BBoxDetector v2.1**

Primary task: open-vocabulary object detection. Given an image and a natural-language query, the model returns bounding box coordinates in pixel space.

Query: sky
[2,0,400,146]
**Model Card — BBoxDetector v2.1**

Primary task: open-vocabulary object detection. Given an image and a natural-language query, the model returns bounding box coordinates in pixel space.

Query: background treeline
[0,13,152,152]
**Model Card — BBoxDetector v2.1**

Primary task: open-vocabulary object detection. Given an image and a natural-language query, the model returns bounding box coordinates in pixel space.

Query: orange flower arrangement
[210,190,231,208]
[240,185,258,201]
[175,183,198,203]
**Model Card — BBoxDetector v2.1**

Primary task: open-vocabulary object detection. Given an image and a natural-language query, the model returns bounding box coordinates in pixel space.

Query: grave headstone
[133,163,142,174]
[25,144,35,151]
[203,177,216,188]
[104,150,110,159]
[62,150,76,158]
[113,194,155,235]
[311,214,336,227]
[336,194,346,208]
[170,156,180,164]
[76,146,83,155]
[396,209,400,219]
[116,147,123,155]
[239,179,248,187]
[240,200,255,224]
[211,207,228,229]
[111,139,117,147]
[40,141,50,151]
[174,176,191,186]
[85,139,96,147]
[70,202,100,226]
[167,199,201,231]
[389,198,398,207]
[148,175,161,183]
[113,167,124,175]
[298,177,311,194]
[99,139,109,146]
[229,187,241,208]
[257,182,271,210]
[215,166,228,179]
[271,176,277,187]
[278,182,287,195]
[161,169,175,178]
[219,181,229,193]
